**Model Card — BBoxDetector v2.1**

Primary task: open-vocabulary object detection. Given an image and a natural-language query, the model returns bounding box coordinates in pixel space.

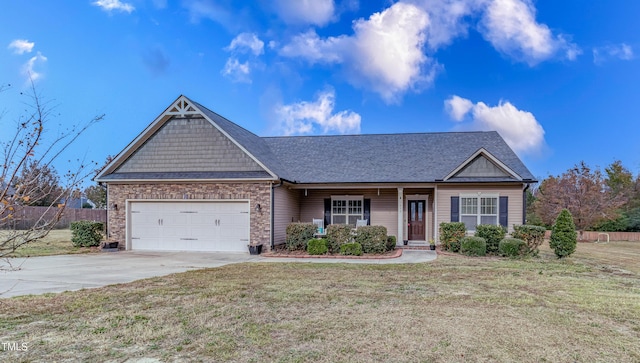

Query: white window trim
[331,195,364,226]
[460,193,499,232]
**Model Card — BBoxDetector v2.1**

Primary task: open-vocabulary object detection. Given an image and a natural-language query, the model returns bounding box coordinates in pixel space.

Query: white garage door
[129,201,250,252]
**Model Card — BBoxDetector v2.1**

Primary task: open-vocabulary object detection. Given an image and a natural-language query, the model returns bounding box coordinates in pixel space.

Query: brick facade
[107,182,272,251]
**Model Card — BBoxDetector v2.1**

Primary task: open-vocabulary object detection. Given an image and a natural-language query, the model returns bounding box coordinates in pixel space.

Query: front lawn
[2,229,98,258]
[1,242,639,362]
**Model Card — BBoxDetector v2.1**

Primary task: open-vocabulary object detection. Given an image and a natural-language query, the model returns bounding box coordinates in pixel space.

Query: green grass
[2,229,98,257]
[0,241,639,362]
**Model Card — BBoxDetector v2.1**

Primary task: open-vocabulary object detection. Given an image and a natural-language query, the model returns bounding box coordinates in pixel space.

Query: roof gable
[443,148,522,181]
[114,117,265,174]
[96,95,277,181]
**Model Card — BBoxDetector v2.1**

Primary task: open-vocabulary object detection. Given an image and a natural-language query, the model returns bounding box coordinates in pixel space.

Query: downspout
[523,183,530,225]
[270,179,283,251]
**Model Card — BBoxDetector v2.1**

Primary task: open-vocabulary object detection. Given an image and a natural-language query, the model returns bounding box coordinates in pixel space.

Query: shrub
[326,224,353,253]
[355,225,388,254]
[285,223,316,251]
[499,238,526,257]
[474,224,506,254]
[386,235,397,251]
[70,221,104,247]
[340,242,363,256]
[307,238,328,255]
[460,236,486,256]
[439,222,466,252]
[550,209,577,258]
[511,225,546,255]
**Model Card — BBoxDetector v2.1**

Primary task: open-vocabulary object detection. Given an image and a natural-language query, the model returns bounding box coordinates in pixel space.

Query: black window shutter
[499,196,508,227]
[451,196,459,222]
[363,199,371,225]
[324,199,331,227]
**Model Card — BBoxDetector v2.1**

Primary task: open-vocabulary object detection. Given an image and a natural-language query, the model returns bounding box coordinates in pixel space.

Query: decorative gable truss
[444,148,522,181]
[166,97,200,117]
[95,95,276,182]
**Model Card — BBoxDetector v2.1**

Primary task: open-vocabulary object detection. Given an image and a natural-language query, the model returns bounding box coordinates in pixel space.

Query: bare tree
[0,82,103,261]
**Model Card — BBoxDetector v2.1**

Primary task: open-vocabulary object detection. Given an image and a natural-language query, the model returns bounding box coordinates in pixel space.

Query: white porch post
[397,187,403,245]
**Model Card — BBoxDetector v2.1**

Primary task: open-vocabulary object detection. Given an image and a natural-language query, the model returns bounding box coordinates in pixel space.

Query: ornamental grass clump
[550,209,577,258]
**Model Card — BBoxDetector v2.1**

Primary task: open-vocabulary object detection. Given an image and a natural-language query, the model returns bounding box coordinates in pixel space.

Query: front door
[408,200,426,240]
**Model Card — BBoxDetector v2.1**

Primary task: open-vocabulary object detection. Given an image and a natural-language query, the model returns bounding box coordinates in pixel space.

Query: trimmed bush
[474,224,506,254]
[355,225,388,254]
[550,209,577,258]
[70,221,104,247]
[386,235,397,251]
[499,238,526,257]
[307,238,328,255]
[340,242,363,256]
[511,225,546,255]
[439,222,466,252]
[326,224,353,254]
[460,236,486,256]
[285,223,316,251]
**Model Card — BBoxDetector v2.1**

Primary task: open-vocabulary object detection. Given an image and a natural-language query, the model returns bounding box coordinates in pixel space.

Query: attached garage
[128,200,250,252]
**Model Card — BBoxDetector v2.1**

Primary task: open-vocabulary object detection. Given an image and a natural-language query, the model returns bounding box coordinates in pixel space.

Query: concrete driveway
[1,250,436,298]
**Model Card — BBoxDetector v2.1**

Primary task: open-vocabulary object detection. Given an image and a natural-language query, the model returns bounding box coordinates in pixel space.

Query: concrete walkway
[0,249,436,298]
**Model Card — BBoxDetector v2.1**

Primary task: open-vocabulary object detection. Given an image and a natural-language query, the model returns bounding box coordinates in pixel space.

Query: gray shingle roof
[262,132,535,183]
[189,99,291,180]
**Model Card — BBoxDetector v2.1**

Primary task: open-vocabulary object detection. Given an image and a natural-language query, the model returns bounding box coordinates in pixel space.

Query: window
[332,196,363,226]
[460,194,498,231]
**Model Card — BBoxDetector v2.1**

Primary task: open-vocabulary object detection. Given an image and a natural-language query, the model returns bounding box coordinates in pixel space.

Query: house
[95,95,537,252]
[58,196,97,209]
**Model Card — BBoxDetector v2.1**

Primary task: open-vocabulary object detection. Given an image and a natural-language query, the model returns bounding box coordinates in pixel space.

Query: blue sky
[1,0,639,184]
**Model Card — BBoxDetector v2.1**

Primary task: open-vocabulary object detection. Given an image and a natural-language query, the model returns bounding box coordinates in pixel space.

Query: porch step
[400,241,435,250]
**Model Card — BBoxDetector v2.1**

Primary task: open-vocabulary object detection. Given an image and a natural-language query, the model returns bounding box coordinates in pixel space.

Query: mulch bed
[262,247,403,259]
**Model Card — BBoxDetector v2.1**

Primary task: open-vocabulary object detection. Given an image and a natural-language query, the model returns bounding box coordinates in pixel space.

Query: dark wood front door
[408,200,426,240]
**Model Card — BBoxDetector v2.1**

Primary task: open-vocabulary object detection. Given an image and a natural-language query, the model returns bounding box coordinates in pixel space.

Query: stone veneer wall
[107,182,272,251]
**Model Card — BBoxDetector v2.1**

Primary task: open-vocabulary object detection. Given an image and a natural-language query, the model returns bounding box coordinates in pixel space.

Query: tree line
[528,160,640,232]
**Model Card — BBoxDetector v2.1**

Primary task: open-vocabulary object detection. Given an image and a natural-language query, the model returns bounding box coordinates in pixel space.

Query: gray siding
[273,187,301,244]
[298,188,398,239]
[117,117,265,173]
[455,155,509,178]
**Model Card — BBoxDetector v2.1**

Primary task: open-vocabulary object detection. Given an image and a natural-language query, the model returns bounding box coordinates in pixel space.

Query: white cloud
[92,0,135,13]
[22,52,48,82]
[444,95,474,121]
[593,43,634,65]
[275,89,361,135]
[221,58,251,83]
[479,0,580,65]
[445,95,545,155]
[226,33,264,56]
[279,2,435,103]
[222,33,265,83]
[273,0,335,26]
[279,30,345,64]
[8,39,34,54]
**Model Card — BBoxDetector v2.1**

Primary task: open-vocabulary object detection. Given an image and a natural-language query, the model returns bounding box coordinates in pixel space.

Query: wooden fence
[1,206,107,230]
[544,230,640,242]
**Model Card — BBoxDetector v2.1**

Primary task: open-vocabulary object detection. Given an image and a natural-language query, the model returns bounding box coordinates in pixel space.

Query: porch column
[397,187,403,245]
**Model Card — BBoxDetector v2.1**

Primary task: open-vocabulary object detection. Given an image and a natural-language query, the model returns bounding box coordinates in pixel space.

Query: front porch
[273,184,437,246]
